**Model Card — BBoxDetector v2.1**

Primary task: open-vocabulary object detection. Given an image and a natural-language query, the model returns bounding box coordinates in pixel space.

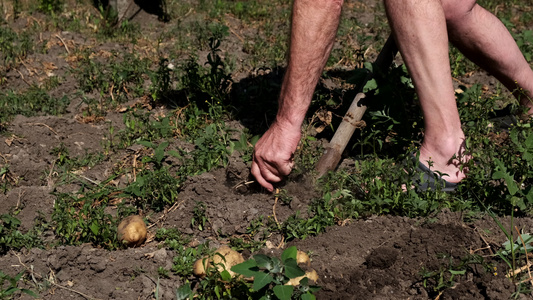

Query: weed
[155,227,211,277]
[0,26,33,74]
[189,122,232,171]
[121,141,181,211]
[73,49,149,107]
[245,216,272,242]
[11,0,22,19]
[497,232,533,271]
[113,113,175,149]
[47,145,105,185]
[172,244,209,277]
[228,237,264,253]
[0,86,69,129]
[420,253,493,297]
[149,58,174,103]
[275,189,293,206]
[0,164,18,194]
[449,47,477,78]
[52,189,120,249]
[0,270,38,299]
[281,199,335,241]
[179,37,233,105]
[191,202,208,231]
[89,4,140,41]
[0,214,43,254]
[37,0,63,14]
[157,267,170,279]
[292,135,323,175]
[172,105,237,175]
[155,227,190,246]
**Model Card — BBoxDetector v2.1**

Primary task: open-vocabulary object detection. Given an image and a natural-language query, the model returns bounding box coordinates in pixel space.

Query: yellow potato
[193,245,245,278]
[286,269,319,286]
[193,257,210,278]
[117,215,147,247]
[296,250,310,265]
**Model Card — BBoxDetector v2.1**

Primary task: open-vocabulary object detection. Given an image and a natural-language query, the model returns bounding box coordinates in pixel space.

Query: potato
[193,245,244,278]
[296,250,310,265]
[286,269,319,286]
[117,215,147,247]
[193,257,209,278]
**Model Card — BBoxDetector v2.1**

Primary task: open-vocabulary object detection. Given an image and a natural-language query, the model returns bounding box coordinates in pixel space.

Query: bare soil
[1,2,533,300]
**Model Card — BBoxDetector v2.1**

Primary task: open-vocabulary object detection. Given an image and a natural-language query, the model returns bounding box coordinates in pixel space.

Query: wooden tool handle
[315,35,398,178]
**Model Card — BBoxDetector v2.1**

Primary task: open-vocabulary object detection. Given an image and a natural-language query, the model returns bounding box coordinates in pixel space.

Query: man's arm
[251,0,343,191]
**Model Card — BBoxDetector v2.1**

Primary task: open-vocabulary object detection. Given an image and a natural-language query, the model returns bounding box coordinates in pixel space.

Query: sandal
[410,153,458,192]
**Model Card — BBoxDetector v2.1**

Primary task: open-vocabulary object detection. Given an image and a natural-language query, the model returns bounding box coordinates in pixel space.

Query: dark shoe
[488,105,518,132]
[410,154,458,192]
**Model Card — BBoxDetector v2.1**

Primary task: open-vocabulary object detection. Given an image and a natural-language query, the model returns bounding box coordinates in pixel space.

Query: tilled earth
[2,108,533,300]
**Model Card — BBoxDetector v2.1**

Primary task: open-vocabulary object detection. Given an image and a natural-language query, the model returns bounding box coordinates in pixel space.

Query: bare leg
[384,0,467,183]
[443,1,533,115]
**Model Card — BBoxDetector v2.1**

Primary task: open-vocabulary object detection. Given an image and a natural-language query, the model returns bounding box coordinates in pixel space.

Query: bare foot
[418,141,470,184]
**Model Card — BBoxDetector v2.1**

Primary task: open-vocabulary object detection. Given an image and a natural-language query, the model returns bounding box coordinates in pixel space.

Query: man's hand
[251,122,301,192]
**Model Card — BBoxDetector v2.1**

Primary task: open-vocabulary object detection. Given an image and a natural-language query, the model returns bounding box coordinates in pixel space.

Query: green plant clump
[52,190,119,249]
[37,0,63,14]
[122,141,181,211]
[0,271,38,300]
[0,26,33,74]
[420,253,492,297]
[73,50,150,106]
[0,86,69,129]
[230,246,320,300]
[0,214,43,254]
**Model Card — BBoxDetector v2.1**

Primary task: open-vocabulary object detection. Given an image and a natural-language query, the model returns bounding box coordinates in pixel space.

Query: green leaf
[254,254,272,269]
[176,283,192,300]
[363,78,378,93]
[284,258,305,279]
[492,171,506,180]
[301,293,316,300]
[525,132,533,149]
[449,269,466,275]
[252,272,273,291]
[137,140,155,148]
[4,287,18,295]
[250,135,260,146]
[273,285,294,300]
[270,257,283,273]
[220,270,232,281]
[526,187,533,204]
[89,222,99,235]
[507,180,519,196]
[299,277,309,286]
[21,288,39,297]
[281,246,297,263]
[363,61,374,73]
[231,259,260,277]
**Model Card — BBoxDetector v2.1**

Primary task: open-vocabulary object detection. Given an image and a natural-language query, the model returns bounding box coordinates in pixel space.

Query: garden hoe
[315,35,399,178]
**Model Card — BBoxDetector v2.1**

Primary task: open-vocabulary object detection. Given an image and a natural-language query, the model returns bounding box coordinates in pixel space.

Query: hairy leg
[443,1,533,115]
[384,0,467,183]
